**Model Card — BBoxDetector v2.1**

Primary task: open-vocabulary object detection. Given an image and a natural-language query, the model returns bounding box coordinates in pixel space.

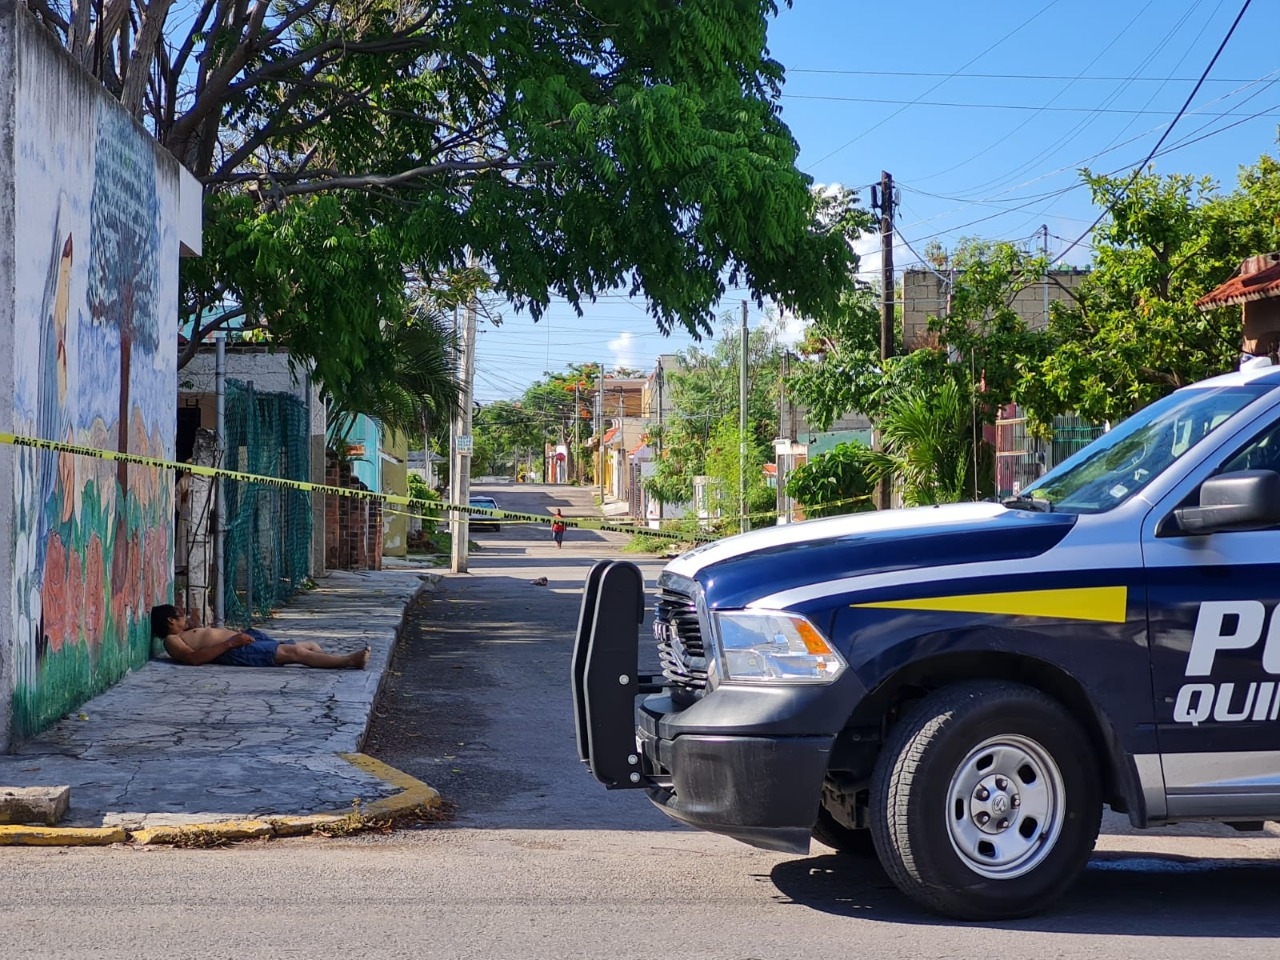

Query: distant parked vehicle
[468,495,501,531]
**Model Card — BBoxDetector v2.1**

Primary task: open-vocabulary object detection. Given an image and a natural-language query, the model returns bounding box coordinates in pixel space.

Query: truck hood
[666,502,1078,610]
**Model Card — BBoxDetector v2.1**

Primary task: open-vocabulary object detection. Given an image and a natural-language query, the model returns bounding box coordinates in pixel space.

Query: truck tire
[811,805,877,857]
[869,681,1101,920]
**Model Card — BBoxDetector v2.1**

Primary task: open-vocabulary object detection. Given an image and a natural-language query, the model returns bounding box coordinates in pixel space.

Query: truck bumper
[571,560,854,855]
[638,702,833,854]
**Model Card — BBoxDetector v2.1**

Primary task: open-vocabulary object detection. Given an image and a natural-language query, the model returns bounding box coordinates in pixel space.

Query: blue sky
[473,0,1279,403]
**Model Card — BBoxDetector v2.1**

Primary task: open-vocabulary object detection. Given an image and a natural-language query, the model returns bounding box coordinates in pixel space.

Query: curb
[0,753,441,848]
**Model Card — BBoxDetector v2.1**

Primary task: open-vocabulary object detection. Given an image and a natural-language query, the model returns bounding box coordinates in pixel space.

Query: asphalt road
[4,483,1280,959]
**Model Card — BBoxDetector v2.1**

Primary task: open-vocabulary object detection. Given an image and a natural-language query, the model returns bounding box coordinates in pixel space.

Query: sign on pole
[456,434,473,456]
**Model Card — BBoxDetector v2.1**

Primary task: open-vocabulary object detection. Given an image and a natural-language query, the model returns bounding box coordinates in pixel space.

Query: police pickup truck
[572,357,1280,920]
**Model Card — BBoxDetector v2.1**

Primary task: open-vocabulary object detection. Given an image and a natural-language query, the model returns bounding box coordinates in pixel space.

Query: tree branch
[212,69,352,177]
[208,157,544,194]
[170,0,218,85]
[223,22,434,96]
[167,0,278,159]
[25,0,69,33]
[121,0,175,116]
[68,0,92,60]
[178,304,246,369]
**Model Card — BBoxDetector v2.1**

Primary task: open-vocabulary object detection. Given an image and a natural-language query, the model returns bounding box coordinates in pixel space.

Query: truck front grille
[654,587,708,691]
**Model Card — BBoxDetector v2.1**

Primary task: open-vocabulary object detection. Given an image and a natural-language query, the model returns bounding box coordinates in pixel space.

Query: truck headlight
[713,611,846,683]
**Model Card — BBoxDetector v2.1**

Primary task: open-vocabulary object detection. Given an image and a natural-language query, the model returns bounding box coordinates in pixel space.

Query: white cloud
[607,330,643,372]
[773,305,806,348]
[852,229,881,282]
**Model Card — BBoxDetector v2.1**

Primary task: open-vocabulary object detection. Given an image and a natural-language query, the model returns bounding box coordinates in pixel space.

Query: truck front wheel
[869,681,1102,920]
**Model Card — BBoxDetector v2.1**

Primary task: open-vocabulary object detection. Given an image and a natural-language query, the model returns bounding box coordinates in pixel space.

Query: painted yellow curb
[337,752,442,817]
[0,754,442,847]
[0,825,126,846]
[130,820,275,845]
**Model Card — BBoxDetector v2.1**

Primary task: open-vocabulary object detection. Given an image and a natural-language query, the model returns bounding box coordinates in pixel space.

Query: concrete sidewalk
[0,567,442,846]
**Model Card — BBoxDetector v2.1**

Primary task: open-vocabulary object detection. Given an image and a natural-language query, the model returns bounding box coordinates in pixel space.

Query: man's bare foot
[346,646,371,670]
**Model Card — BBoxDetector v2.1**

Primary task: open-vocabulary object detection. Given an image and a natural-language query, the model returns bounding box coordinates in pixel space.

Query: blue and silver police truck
[572,357,1280,920]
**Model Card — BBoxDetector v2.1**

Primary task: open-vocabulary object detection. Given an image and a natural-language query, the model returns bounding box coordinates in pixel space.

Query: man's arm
[163,632,254,666]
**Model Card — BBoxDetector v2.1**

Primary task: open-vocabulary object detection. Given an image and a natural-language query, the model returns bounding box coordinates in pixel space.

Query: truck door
[1144,418,1280,818]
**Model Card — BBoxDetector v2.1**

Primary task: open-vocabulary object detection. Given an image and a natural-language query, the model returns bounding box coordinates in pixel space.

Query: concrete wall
[381,430,408,558]
[1,2,199,747]
[0,3,15,752]
[902,268,1090,351]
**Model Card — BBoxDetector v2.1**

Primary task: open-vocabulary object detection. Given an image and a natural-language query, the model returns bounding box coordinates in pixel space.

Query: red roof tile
[1197,254,1280,309]
[601,426,619,445]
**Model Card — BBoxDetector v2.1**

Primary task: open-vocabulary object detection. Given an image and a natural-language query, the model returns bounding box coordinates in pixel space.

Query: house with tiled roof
[1197,252,1280,357]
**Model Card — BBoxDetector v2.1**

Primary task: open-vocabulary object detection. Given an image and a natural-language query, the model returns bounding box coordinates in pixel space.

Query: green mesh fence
[1051,415,1107,466]
[222,379,313,624]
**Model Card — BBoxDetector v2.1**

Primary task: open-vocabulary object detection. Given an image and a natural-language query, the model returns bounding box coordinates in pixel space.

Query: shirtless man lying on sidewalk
[150,605,370,669]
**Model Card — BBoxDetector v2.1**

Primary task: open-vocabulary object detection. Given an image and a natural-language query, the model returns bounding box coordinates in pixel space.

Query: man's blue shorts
[212,628,281,668]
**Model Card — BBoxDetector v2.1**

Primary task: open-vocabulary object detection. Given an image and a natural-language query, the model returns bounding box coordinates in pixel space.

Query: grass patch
[312,797,458,838]
[167,827,233,849]
[623,534,672,554]
[312,799,393,837]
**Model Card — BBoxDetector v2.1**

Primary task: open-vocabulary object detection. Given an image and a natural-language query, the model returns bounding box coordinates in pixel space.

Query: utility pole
[879,170,896,364]
[873,170,897,510]
[597,363,605,505]
[1041,223,1050,328]
[740,300,749,534]
[573,382,580,483]
[656,365,664,524]
[777,351,790,525]
[450,281,478,573]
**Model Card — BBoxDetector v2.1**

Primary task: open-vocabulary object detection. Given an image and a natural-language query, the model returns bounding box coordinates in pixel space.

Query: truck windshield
[1020,384,1272,514]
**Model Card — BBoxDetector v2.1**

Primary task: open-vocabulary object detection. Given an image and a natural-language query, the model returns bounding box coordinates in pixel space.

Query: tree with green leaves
[324,302,460,449]
[467,364,601,483]
[1016,156,1280,425]
[36,0,857,390]
[930,241,1051,420]
[873,378,993,506]
[788,239,1041,503]
[785,442,878,518]
[643,318,785,514]
[471,400,547,479]
[702,421,776,533]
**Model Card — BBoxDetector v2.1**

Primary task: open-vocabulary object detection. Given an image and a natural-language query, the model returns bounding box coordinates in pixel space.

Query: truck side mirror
[1171,470,1280,535]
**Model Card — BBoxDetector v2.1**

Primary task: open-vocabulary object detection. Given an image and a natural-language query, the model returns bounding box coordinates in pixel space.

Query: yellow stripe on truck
[851,585,1129,624]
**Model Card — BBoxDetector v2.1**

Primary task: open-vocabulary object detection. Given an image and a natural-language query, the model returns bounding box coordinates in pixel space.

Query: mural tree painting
[30,1,857,392]
[11,53,179,738]
[87,108,162,585]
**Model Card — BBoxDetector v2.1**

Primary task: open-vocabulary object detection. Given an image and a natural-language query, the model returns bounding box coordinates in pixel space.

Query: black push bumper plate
[571,559,653,789]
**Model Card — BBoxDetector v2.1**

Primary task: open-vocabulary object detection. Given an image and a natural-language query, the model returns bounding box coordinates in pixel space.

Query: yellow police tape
[0,431,700,542]
[0,431,873,543]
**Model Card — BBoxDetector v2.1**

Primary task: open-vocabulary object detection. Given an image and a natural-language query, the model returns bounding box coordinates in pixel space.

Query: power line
[905,0,1161,187]
[787,69,1256,83]
[783,95,1274,118]
[891,75,1277,242]
[1052,0,1254,264]
[805,0,1065,169]
[916,0,1198,195]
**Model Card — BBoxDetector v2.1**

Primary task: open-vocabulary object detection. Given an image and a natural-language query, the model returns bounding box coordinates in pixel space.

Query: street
[4,485,1280,958]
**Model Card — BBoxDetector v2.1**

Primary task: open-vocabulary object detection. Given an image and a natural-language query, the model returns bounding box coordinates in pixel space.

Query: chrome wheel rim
[944,733,1066,880]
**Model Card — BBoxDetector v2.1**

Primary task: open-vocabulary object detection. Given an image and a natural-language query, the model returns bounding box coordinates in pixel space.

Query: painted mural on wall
[10,99,178,739]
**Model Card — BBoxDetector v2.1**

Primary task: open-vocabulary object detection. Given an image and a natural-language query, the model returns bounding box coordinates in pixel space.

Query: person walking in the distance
[150,605,370,669]
[551,509,567,549]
